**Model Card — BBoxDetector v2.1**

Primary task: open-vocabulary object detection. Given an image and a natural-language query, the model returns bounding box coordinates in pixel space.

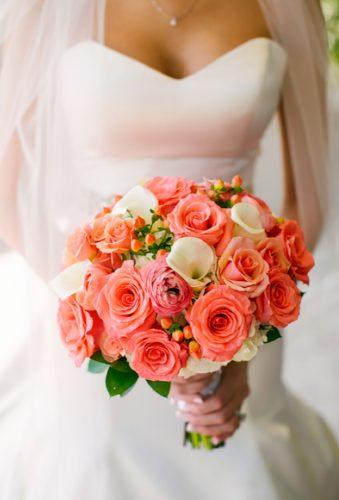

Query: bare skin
[104,0,298,443]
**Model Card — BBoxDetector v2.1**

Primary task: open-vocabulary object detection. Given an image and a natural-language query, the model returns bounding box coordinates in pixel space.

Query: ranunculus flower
[145,176,194,214]
[255,270,302,327]
[279,220,314,284]
[95,216,133,254]
[63,224,97,266]
[166,237,216,290]
[256,237,290,273]
[96,260,156,339]
[231,202,266,242]
[100,331,123,363]
[142,255,192,316]
[241,194,276,232]
[167,194,227,246]
[57,296,104,367]
[187,285,254,362]
[126,328,188,381]
[219,237,269,298]
[111,185,158,224]
[76,264,110,311]
[215,209,235,257]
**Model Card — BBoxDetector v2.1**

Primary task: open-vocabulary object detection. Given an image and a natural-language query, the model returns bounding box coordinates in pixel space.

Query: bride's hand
[169,362,250,444]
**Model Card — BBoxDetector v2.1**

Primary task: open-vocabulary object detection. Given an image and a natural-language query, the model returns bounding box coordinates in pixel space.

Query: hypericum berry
[214,179,224,190]
[189,340,201,353]
[231,175,243,187]
[230,194,242,205]
[157,249,167,258]
[134,216,145,229]
[183,325,193,340]
[145,233,156,245]
[172,330,184,342]
[160,317,173,330]
[131,239,143,252]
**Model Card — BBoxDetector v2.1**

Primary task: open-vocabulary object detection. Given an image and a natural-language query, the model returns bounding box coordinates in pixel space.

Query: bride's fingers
[169,379,209,399]
[187,415,240,439]
[177,393,244,427]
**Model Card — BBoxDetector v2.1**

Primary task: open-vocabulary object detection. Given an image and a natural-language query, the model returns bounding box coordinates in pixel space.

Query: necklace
[148,0,199,27]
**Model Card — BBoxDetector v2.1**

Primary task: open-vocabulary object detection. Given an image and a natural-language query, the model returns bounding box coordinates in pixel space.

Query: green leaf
[105,366,138,397]
[264,326,282,344]
[146,380,171,398]
[90,351,110,365]
[87,358,108,374]
[111,357,134,373]
[168,322,181,333]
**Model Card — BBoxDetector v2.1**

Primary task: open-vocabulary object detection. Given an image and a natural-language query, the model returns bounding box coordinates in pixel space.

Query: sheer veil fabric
[0,2,338,500]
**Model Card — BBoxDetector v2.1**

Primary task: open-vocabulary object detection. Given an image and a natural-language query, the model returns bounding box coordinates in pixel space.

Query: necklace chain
[148,0,199,27]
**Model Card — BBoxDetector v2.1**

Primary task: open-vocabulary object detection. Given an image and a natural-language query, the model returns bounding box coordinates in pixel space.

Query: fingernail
[177,400,187,410]
[193,396,203,404]
[186,424,193,432]
[212,437,221,445]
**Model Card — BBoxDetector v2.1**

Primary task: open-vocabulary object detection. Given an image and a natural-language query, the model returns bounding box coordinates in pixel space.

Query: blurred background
[0,1,338,439]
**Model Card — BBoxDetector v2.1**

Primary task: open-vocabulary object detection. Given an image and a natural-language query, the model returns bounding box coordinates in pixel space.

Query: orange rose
[256,237,290,273]
[279,220,314,284]
[167,194,227,246]
[63,224,97,266]
[100,331,123,363]
[94,215,133,254]
[126,328,188,381]
[219,237,269,298]
[187,285,254,362]
[145,176,194,214]
[215,209,235,257]
[255,270,301,327]
[76,264,110,311]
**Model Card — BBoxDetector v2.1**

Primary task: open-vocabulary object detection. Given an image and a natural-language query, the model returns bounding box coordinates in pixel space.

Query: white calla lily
[111,185,157,223]
[231,202,266,242]
[50,260,91,300]
[166,237,215,290]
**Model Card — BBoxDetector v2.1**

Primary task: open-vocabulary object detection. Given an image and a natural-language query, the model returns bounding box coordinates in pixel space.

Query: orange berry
[196,188,206,196]
[230,194,242,205]
[214,179,224,190]
[131,239,143,252]
[134,216,145,229]
[157,248,167,258]
[160,317,173,330]
[145,233,156,245]
[172,330,184,342]
[189,340,201,353]
[231,175,243,187]
[183,325,193,340]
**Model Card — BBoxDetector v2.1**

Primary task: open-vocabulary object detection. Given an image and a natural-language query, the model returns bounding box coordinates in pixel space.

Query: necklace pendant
[169,17,178,27]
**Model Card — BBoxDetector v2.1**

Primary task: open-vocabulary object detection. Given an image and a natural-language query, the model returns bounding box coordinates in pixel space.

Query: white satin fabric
[0,2,338,500]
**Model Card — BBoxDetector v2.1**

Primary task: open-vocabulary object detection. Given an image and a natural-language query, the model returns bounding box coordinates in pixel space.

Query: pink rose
[145,176,194,214]
[93,215,133,254]
[187,285,254,362]
[255,270,301,327]
[100,331,123,363]
[168,194,227,246]
[279,220,314,284]
[256,237,290,273]
[126,328,188,381]
[142,255,192,316]
[241,193,276,232]
[57,296,104,367]
[219,237,269,298]
[63,225,97,266]
[76,264,110,311]
[215,209,235,257]
[96,261,156,339]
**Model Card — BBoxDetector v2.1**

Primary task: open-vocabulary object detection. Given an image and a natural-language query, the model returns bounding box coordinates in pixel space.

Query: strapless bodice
[56,37,287,199]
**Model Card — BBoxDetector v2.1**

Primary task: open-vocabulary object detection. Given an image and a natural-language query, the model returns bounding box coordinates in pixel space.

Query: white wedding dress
[1,37,339,500]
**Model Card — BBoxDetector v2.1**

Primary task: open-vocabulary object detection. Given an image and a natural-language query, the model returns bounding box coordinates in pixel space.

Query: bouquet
[51,175,314,450]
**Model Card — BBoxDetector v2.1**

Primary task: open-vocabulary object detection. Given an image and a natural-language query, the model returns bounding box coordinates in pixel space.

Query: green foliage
[322,0,339,66]
[105,365,138,397]
[146,380,171,398]
[264,326,282,344]
[88,358,108,374]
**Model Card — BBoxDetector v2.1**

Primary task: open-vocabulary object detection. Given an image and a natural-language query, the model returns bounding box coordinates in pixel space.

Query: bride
[0,1,338,499]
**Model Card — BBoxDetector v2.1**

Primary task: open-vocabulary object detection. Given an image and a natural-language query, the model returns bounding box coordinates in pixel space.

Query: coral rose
[255,270,302,327]
[57,296,104,367]
[279,220,314,284]
[187,285,254,362]
[96,260,156,339]
[76,264,110,311]
[168,194,227,246]
[100,331,123,363]
[145,176,194,214]
[215,209,235,257]
[256,237,290,273]
[126,328,188,381]
[93,215,133,254]
[142,255,192,316]
[219,237,269,298]
[92,251,122,272]
[63,225,97,266]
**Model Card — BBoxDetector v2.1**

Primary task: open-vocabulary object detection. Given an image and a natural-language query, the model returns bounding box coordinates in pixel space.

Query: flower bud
[231,175,243,187]
[230,194,242,205]
[189,340,201,353]
[131,239,143,252]
[134,216,145,229]
[160,317,173,330]
[157,248,167,258]
[214,179,224,190]
[172,330,184,342]
[183,325,193,339]
[145,233,156,245]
